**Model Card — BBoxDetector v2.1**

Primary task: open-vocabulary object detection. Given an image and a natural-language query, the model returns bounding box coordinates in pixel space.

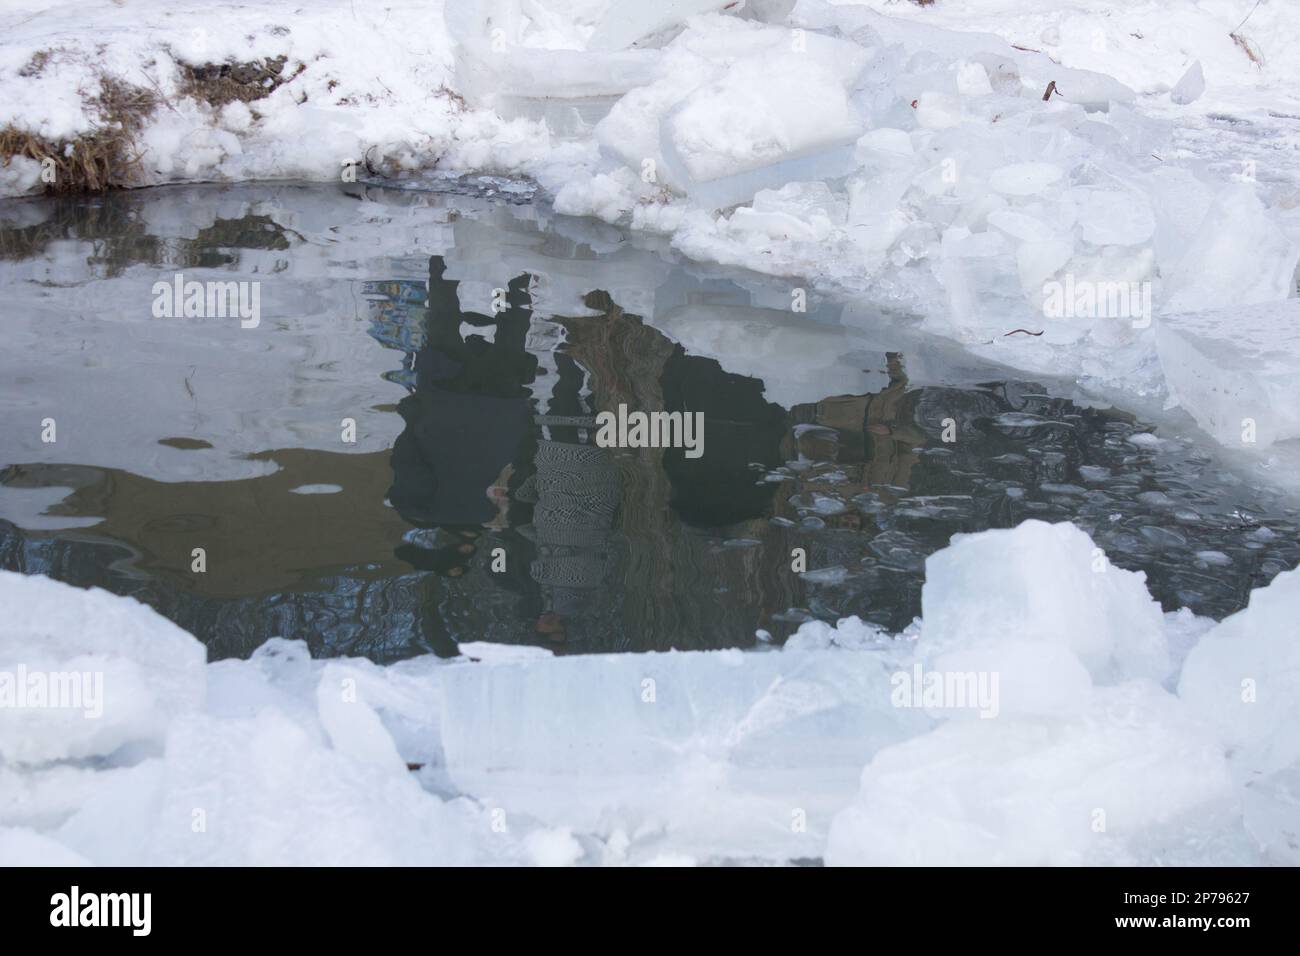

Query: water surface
[2,183,1297,660]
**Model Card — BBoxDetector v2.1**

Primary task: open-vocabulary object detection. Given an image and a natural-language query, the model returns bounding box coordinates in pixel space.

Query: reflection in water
[1,184,1298,660]
[381,255,792,649]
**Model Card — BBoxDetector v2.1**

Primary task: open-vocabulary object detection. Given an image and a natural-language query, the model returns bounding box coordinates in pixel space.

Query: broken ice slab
[655,47,868,208]
[585,0,736,52]
[492,94,626,139]
[1162,183,1300,315]
[661,138,863,210]
[1170,61,1206,106]
[453,43,659,108]
[437,647,928,857]
[443,4,660,136]
[1046,66,1136,112]
[1155,299,1300,449]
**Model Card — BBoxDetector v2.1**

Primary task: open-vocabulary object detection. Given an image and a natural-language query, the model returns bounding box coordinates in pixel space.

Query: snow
[3,511,1297,865]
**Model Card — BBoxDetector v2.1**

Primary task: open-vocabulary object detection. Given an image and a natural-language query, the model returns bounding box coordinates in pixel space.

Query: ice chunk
[1070,188,1155,246]
[969,52,1021,95]
[454,42,659,106]
[1162,183,1300,314]
[920,521,1169,684]
[988,163,1063,197]
[316,662,406,770]
[1241,761,1300,865]
[1170,61,1205,105]
[783,616,888,651]
[54,708,513,865]
[437,648,927,859]
[1017,236,1075,294]
[0,572,206,766]
[728,180,848,242]
[586,1,733,52]
[1155,299,1300,448]
[660,50,867,208]
[914,92,963,130]
[1048,66,1137,112]
[594,54,721,185]
[524,827,584,866]
[1180,567,1300,776]
[826,680,1236,865]
[0,827,91,866]
[987,210,1060,244]
[854,128,914,161]
[801,565,848,584]
[445,2,660,132]
[955,61,993,97]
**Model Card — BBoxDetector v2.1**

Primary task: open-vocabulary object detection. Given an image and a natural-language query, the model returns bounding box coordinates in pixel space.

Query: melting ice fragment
[1170,61,1206,105]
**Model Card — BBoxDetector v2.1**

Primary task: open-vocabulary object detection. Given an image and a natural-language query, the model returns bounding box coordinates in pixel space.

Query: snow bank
[4,514,1298,865]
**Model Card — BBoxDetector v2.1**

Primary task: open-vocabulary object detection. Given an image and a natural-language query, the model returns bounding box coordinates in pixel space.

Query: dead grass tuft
[176,55,304,108]
[0,75,157,193]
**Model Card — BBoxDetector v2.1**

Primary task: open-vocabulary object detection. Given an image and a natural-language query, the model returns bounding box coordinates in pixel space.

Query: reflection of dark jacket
[389,388,530,527]
[387,266,536,529]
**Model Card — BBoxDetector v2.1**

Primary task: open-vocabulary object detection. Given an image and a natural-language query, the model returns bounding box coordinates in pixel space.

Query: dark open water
[1,182,1297,660]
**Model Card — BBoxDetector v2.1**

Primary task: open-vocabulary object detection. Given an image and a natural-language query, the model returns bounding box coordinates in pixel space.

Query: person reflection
[387,257,622,645]
[388,261,536,578]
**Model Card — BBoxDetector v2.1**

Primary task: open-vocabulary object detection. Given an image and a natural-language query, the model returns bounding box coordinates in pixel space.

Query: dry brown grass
[1230,33,1263,67]
[0,75,157,194]
[176,55,303,108]
[2,48,312,195]
[19,48,58,77]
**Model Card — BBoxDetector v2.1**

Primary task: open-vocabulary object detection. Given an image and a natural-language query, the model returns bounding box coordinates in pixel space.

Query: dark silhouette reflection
[385,257,793,649]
